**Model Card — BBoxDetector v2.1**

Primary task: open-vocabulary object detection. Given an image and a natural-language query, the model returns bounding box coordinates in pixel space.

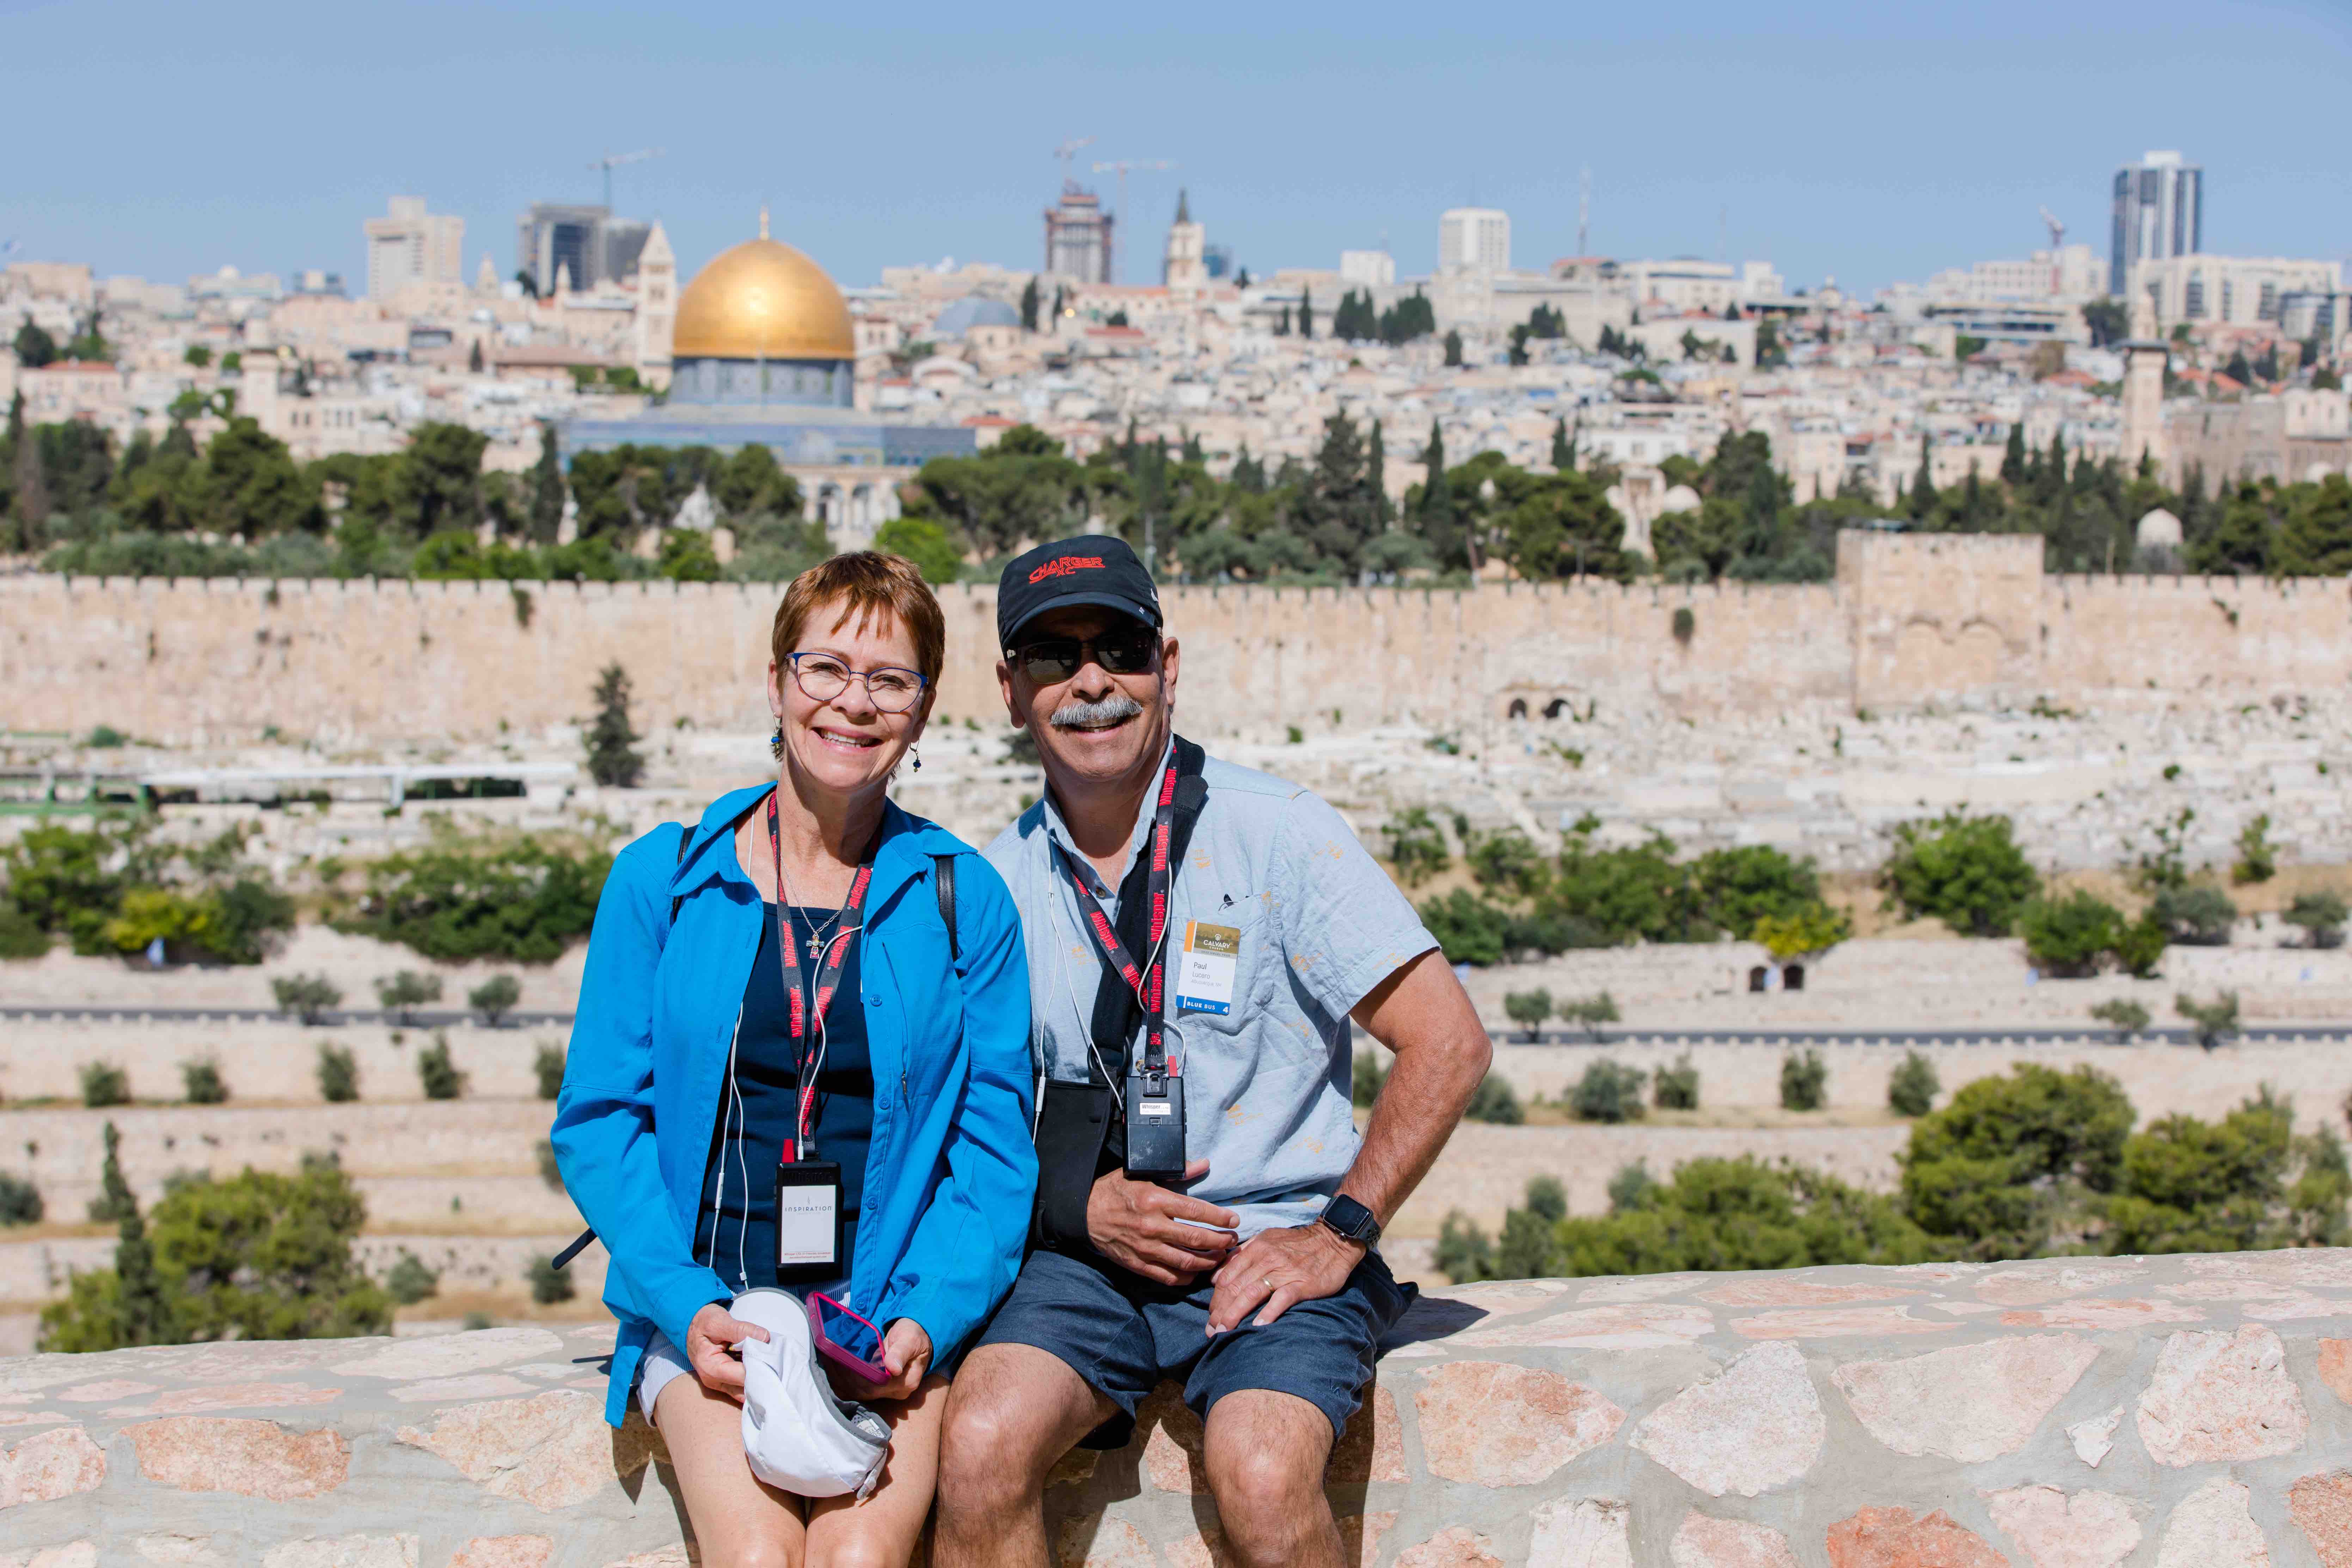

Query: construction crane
[2038,207,2066,295]
[589,148,665,211]
[1053,137,1094,185]
[2038,206,2065,251]
[1091,159,1177,284]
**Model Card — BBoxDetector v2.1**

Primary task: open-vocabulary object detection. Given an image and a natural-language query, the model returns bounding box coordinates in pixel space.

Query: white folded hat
[731,1287,890,1499]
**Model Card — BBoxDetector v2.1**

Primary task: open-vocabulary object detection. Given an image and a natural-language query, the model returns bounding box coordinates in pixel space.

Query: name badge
[1175,921,1240,1016]
[774,1159,843,1271]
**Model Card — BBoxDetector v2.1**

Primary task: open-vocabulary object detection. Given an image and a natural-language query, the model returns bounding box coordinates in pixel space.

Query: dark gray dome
[930,295,1022,339]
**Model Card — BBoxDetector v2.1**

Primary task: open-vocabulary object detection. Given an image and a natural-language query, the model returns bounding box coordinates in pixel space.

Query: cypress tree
[528,422,564,543]
[585,664,646,788]
[1550,416,1573,472]
[1368,419,1389,528]
[2000,422,2027,486]
[1019,277,1041,333]
[1443,329,1463,367]
[1298,287,1315,340]
[1909,434,1937,522]
[1276,307,1291,337]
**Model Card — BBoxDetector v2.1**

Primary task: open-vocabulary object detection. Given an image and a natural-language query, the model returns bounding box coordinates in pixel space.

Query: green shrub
[1897,1062,2134,1257]
[1887,1051,1940,1116]
[1653,1053,1700,1110]
[1502,988,1552,1040]
[584,663,646,789]
[1540,828,1696,944]
[0,902,51,959]
[2232,814,2277,884]
[1383,808,1450,887]
[1417,889,1509,966]
[0,1172,42,1226]
[0,822,132,954]
[1434,1209,1493,1282]
[1570,1059,1647,1123]
[273,973,343,1024]
[1560,991,1621,1039]
[1877,811,2039,936]
[2175,990,2241,1051]
[2152,885,2237,946]
[2284,891,2347,949]
[533,1040,566,1100]
[526,1254,575,1305]
[79,1061,130,1108]
[2105,1089,2349,1254]
[1607,1159,1656,1213]
[1689,845,1825,940]
[385,1250,439,1305]
[316,1043,360,1103]
[2112,915,2168,978]
[347,838,608,963]
[2020,892,2126,977]
[2091,998,2152,1039]
[1467,830,1550,900]
[417,1033,467,1100]
[1780,1048,1828,1111]
[1753,901,1853,960]
[180,1058,228,1104]
[1556,1156,1932,1277]
[468,974,522,1025]
[374,970,442,1023]
[1465,1073,1524,1125]
[1523,1174,1568,1223]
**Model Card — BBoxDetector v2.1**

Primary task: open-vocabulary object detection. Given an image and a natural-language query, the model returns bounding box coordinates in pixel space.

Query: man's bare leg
[932,1343,1116,1568]
[1202,1389,1340,1568]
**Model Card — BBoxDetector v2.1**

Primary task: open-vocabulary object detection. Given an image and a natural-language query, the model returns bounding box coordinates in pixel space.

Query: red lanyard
[766,788,875,1158]
[1054,751,1181,1077]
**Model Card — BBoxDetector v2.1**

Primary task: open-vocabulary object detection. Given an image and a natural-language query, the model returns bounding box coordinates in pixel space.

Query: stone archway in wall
[1889,618,2009,704]
[1508,698,1529,719]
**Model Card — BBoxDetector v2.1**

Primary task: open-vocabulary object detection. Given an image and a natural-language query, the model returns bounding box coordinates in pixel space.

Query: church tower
[1163,189,1206,293]
[634,221,676,392]
[2120,288,2168,476]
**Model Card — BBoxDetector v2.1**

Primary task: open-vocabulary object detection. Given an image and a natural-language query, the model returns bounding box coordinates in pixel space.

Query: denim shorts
[971,1247,1413,1447]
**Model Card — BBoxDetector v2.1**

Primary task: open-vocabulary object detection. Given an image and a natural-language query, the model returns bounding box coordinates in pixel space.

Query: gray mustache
[1050,693,1145,730]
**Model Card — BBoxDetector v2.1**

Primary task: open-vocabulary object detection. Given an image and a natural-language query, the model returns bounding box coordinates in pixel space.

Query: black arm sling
[1029,736,1209,1257]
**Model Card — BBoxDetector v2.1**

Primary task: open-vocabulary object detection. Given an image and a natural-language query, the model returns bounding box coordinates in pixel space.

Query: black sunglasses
[1009,627,1160,685]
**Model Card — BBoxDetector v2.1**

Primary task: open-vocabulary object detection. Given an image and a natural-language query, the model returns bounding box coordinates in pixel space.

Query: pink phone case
[808,1292,890,1384]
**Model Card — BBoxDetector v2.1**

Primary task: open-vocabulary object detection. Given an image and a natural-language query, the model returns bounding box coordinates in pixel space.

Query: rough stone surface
[0,1426,105,1509]
[1455,1303,1714,1349]
[257,1537,418,1568]
[2290,1470,2352,1568]
[1327,1384,1407,1484]
[1831,1333,2099,1461]
[1669,1515,1802,1568]
[1341,1513,1398,1568]
[2318,1338,2352,1406]
[1052,1515,1153,1568]
[1526,1498,1631,1568]
[2065,1408,2122,1468]
[0,1546,97,1568]
[445,1541,556,1568]
[127,1416,349,1499]
[1825,1506,2007,1567]
[1135,1384,1206,1494]
[119,1382,344,1417]
[396,1390,620,1511]
[1630,1342,1824,1497]
[131,1534,225,1564]
[1414,1361,1624,1486]
[1986,1485,2142,1568]
[1395,1527,1506,1568]
[2154,1477,2272,1568]
[2135,1325,2308,1466]
[1731,1306,1954,1339]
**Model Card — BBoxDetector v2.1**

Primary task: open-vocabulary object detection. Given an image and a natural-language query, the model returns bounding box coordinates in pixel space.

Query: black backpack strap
[933,853,959,962]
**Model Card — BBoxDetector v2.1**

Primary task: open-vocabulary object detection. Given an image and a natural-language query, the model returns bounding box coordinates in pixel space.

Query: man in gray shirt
[934,537,1491,1568]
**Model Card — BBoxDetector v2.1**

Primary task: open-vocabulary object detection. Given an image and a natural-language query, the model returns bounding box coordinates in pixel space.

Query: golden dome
[671,221,854,361]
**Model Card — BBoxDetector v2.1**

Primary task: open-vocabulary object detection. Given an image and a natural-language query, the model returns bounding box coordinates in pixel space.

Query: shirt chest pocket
[1169,899,1274,1039]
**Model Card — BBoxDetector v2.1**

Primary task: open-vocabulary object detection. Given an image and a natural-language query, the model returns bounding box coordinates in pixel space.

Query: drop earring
[769,724,784,761]
[910,746,922,772]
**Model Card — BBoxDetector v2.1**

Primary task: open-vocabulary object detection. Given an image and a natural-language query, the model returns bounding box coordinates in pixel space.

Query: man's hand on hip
[1205,1220,1365,1334]
[1087,1159,1238,1284]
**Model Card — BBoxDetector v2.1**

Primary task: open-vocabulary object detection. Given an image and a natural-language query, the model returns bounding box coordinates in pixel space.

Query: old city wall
[2,535,2346,745]
[7,1251,2352,1566]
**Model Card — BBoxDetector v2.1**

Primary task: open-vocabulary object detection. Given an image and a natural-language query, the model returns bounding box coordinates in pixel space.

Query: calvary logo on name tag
[1175,921,1240,1015]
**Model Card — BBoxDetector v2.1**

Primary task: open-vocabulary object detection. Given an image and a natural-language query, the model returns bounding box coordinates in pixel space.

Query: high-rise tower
[1163,189,1206,292]
[2110,151,2203,298]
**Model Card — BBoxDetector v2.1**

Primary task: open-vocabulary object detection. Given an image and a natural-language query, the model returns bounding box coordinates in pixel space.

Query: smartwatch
[1318,1193,1382,1247]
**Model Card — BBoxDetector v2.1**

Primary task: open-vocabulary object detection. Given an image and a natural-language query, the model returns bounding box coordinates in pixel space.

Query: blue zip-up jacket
[553,785,1036,1428]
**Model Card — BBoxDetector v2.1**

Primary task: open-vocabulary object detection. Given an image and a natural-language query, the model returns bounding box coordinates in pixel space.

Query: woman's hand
[856,1318,933,1402]
[684,1301,770,1401]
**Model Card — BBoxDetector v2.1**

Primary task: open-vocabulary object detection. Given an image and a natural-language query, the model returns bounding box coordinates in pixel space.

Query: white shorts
[636,1330,695,1425]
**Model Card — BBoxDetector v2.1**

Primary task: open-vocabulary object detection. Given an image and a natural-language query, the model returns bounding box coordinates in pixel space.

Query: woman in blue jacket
[554,552,1035,1568]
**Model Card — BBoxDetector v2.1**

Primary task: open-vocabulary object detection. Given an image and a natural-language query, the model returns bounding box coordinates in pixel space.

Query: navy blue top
[695,902,874,1299]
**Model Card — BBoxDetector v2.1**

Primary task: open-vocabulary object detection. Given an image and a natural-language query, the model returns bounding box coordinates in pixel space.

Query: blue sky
[5,0,2348,298]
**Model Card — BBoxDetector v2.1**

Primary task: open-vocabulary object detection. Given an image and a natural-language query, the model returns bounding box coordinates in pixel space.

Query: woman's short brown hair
[771,551,947,686]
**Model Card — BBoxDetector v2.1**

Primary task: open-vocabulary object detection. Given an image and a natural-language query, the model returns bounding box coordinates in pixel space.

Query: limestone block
[1455,1302,1713,1349]
[1975,1260,2148,1306]
[1669,1514,1801,1568]
[443,1542,554,1568]
[56,1377,159,1402]
[259,1538,418,1568]
[2290,1470,2352,1568]
[125,1416,348,1500]
[112,1382,344,1417]
[132,1534,227,1564]
[1985,1484,2142,1568]
[1327,1384,1407,1484]
[1135,1384,1206,1494]
[1051,1513,1153,1568]
[1697,1279,1919,1307]
[0,1426,105,1509]
[1340,1513,1398,1568]
[1630,1341,1824,1497]
[2154,1477,2271,1568]
[1730,1306,1954,1339]
[390,1374,536,1404]
[396,1389,624,1511]
[331,1328,565,1381]
[1831,1333,2099,1461]
[2064,1408,2122,1468]
[1413,1361,1624,1486]
[1825,1506,2006,1567]
[2317,1338,2352,1406]
[1394,1527,1505,1568]
[0,1545,96,1568]
[1527,1497,1632,1568]
[2135,1326,2307,1466]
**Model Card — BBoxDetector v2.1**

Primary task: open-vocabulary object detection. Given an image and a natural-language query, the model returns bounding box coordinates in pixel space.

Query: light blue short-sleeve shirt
[984,747,1438,1239]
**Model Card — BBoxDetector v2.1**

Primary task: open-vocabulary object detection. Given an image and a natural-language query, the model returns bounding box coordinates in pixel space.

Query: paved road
[2,1004,2339,1050]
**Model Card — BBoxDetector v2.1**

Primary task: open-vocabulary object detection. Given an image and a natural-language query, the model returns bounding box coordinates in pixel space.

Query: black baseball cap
[996,535,1163,650]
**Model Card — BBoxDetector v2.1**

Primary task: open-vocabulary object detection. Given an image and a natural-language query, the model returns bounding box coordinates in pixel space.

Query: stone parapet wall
[6,1250,2352,1565]
[5,538,2346,744]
